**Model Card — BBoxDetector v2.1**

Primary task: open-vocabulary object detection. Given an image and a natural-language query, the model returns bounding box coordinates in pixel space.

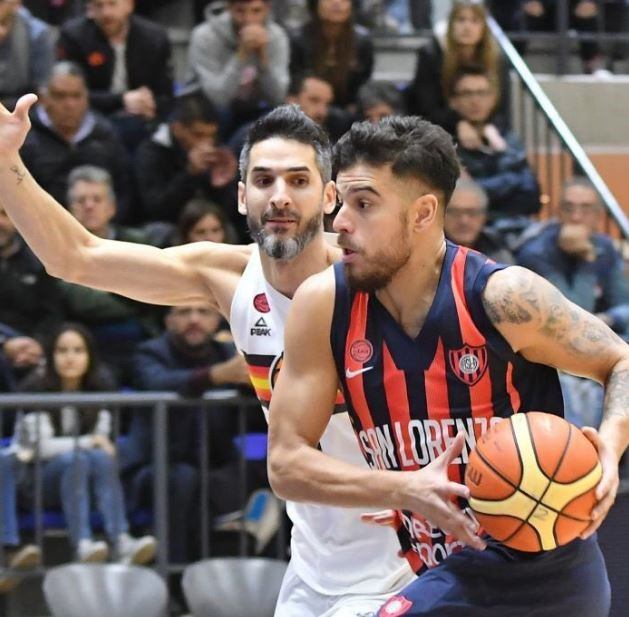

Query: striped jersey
[330,241,564,574]
[230,246,413,595]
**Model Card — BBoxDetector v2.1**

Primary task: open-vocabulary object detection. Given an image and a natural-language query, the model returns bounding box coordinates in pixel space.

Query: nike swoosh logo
[345,366,374,379]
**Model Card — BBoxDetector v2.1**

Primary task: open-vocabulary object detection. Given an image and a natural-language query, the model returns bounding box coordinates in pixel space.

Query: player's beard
[340,215,412,292]
[248,207,323,261]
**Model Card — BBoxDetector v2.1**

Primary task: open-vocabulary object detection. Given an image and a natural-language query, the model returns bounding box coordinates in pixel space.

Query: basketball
[464,412,602,552]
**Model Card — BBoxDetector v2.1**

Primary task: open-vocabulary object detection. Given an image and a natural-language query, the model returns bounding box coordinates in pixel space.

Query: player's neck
[260,233,336,299]
[375,236,447,339]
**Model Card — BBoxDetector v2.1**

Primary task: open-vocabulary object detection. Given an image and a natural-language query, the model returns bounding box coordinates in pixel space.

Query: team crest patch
[378,596,413,616]
[448,344,488,385]
[350,339,373,363]
[253,293,270,313]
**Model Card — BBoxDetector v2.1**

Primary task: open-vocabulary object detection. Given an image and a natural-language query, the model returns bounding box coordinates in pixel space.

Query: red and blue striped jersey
[330,241,564,574]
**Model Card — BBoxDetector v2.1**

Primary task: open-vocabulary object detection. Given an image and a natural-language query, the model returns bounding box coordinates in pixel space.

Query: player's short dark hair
[333,116,460,207]
[239,104,332,183]
[170,92,220,127]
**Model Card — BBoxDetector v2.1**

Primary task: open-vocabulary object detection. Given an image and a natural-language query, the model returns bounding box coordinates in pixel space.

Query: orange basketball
[464,412,601,552]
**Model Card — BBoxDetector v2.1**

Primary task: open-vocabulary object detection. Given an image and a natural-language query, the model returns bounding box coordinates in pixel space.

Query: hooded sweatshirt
[186,10,289,110]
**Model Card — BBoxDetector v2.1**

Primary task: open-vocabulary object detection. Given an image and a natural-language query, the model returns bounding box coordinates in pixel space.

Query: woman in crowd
[175,198,238,245]
[406,0,511,137]
[289,0,374,109]
[15,323,156,564]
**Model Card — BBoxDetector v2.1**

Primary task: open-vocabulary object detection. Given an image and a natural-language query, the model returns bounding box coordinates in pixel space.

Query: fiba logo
[459,353,479,375]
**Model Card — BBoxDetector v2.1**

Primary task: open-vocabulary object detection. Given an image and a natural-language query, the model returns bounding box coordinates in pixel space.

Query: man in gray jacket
[186,0,289,134]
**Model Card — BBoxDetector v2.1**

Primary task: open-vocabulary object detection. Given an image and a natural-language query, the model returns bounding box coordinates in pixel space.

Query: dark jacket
[57,14,173,116]
[457,131,540,220]
[290,22,374,107]
[406,37,512,133]
[134,123,236,224]
[20,108,134,222]
[0,238,63,338]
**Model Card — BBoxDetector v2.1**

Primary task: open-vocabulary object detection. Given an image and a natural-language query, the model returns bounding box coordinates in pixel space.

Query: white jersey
[230,247,412,596]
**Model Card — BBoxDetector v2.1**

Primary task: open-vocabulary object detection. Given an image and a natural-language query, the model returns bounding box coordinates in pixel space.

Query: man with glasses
[448,66,540,223]
[444,178,515,264]
[518,176,629,427]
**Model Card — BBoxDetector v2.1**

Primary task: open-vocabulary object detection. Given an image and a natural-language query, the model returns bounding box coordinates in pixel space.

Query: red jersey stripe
[506,361,522,412]
[382,342,418,471]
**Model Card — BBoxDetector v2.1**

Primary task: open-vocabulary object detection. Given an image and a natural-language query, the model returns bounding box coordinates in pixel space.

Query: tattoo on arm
[10,165,25,185]
[603,368,629,421]
[483,267,622,358]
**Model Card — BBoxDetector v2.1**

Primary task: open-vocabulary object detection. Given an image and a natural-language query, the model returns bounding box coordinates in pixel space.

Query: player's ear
[323,180,336,215]
[412,193,439,231]
[237,182,247,215]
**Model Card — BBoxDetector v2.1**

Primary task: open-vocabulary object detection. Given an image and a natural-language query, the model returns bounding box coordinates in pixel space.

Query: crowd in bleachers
[0,0,628,603]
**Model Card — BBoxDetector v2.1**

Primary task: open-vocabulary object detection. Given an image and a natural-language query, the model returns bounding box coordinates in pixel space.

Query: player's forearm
[599,358,629,461]
[268,439,410,510]
[0,154,93,279]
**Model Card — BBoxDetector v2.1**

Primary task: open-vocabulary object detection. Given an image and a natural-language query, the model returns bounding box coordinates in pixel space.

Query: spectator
[356,80,406,123]
[0,0,55,109]
[444,178,515,263]
[57,0,173,150]
[517,178,629,427]
[290,0,374,109]
[123,302,251,562]
[60,165,162,385]
[15,323,157,564]
[0,205,64,340]
[406,0,511,136]
[0,322,43,393]
[187,0,289,134]
[135,92,239,232]
[20,61,134,222]
[23,0,82,25]
[176,198,239,245]
[0,451,41,593]
[448,66,540,221]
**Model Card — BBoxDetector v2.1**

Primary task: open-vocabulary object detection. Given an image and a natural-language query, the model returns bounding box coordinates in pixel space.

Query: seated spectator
[15,323,157,564]
[0,450,41,593]
[61,165,162,385]
[187,0,289,134]
[0,0,54,109]
[290,0,373,110]
[517,177,629,427]
[0,205,63,341]
[448,66,540,221]
[176,198,239,245]
[0,322,43,394]
[57,0,173,150]
[23,0,82,25]
[135,92,239,233]
[406,0,511,136]
[20,61,134,222]
[122,302,251,562]
[444,178,515,264]
[356,80,406,123]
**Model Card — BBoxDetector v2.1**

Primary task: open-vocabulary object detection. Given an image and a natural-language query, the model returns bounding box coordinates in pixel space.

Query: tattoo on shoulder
[10,165,25,185]
[483,267,622,357]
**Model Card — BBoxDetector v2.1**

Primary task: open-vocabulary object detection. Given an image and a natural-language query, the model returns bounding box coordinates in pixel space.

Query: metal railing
[488,15,629,241]
[0,391,285,583]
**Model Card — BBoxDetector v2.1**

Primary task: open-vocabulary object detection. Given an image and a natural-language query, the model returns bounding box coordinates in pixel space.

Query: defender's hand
[0,94,38,156]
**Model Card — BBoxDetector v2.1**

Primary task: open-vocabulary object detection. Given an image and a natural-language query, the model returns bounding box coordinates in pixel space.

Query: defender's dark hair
[239,104,332,183]
[170,92,220,126]
[333,116,460,207]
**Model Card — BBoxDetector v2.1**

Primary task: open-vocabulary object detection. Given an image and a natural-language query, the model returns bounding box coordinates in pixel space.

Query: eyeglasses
[453,89,493,100]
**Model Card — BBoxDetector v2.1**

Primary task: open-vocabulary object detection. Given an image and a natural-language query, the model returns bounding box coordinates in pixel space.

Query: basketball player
[267,116,629,616]
[0,97,421,615]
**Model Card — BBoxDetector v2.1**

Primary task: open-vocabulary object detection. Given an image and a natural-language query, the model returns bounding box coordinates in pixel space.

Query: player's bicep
[484,266,628,383]
[269,272,338,449]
